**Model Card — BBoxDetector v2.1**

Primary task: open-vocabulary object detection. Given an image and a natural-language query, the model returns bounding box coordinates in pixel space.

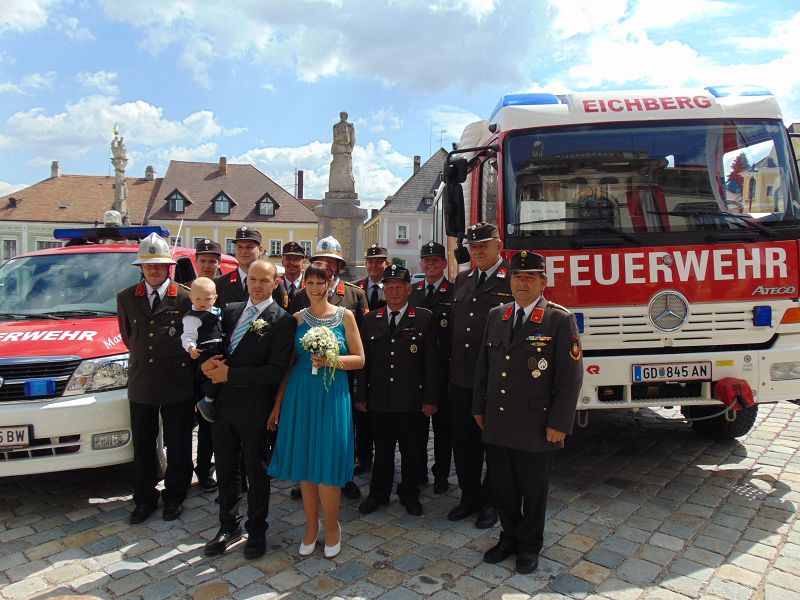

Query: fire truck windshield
[503,119,800,246]
[0,252,140,318]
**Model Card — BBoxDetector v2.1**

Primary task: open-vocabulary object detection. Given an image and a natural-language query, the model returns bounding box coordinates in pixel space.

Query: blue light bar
[574,312,585,334]
[24,378,56,397]
[490,93,562,120]
[753,306,772,327]
[705,85,772,98]
[53,225,169,243]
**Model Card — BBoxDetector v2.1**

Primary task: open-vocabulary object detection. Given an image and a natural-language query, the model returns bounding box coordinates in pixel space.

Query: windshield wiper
[648,210,778,240]
[42,309,117,318]
[508,217,641,245]
[0,312,63,321]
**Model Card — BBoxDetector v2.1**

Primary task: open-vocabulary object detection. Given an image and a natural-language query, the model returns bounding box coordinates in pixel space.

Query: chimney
[413,155,421,175]
[219,156,227,176]
[370,208,378,219]
[297,170,304,199]
[51,161,61,178]
[144,165,155,180]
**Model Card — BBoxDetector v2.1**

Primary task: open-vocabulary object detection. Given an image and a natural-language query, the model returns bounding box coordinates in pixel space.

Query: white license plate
[0,426,31,449]
[632,362,711,383]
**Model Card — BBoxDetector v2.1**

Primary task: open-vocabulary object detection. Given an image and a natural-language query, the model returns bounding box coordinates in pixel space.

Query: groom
[202,259,297,559]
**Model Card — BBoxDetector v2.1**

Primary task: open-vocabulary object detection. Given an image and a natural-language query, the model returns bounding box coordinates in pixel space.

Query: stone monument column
[110,125,131,225]
[316,111,367,278]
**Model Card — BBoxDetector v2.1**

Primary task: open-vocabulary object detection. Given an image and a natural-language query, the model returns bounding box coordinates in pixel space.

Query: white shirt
[475,257,503,281]
[387,303,408,325]
[234,296,273,332]
[181,305,222,351]
[513,296,542,325]
[238,267,248,290]
[145,279,170,308]
[367,278,384,300]
[424,275,445,291]
[285,274,302,291]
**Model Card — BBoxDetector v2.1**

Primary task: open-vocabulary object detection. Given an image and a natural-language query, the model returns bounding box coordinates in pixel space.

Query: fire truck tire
[681,404,759,439]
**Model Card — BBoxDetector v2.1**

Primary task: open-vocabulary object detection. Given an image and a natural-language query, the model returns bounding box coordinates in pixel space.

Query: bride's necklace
[302,306,343,327]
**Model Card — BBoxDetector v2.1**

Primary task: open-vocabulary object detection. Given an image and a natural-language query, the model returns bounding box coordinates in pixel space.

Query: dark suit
[448,262,512,508]
[355,278,386,311]
[355,305,438,503]
[212,300,296,535]
[117,280,195,508]
[215,270,248,309]
[272,275,302,310]
[410,278,454,482]
[473,296,582,554]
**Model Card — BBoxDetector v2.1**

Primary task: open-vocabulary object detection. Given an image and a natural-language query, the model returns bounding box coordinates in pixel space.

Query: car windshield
[0,252,140,316]
[503,119,800,240]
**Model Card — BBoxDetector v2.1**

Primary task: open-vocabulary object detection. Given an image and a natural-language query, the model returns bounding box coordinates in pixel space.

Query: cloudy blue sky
[1,0,798,210]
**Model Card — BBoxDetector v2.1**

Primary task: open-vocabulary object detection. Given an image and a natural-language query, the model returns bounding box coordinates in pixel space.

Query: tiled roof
[147,160,317,223]
[379,149,447,215]
[300,199,321,211]
[0,174,159,224]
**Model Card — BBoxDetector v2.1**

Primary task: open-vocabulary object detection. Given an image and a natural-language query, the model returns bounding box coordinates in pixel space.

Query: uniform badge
[439,282,449,292]
[336,282,345,295]
[497,267,508,279]
[501,306,514,321]
[168,327,176,337]
[230,271,239,285]
[528,357,537,369]
[532,369,541,378]
[440,319,448,328]
[538,358,548,370]
[135,282,146,296]
[410,344,418,353]
[167,283,178,297]
[570,336,582,360]
[532,307,544,323]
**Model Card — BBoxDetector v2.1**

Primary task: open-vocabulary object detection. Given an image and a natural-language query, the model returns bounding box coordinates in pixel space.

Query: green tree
[726,152,751,193]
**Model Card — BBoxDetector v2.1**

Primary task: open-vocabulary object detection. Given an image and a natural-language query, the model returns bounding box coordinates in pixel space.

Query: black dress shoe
[357,497,388,514]
[516,552,539,574]
[404,498,423,516]
[204,526,243,556]
[199,476,218,492]
[162,502,183,521]
[290,486,302,500]
[244,533,266,559]
[447,503,479,521]
[475,506,498,529]
[419,474,430,485]
[342,481,361,500]
[129,503,157,525]
[433,478,449,494]
[353,462,372,476]
[484,540,517,563]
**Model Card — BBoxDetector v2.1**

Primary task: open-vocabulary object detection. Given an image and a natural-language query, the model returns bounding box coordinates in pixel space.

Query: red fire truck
[441,85,800,438]
[0,217,237,476]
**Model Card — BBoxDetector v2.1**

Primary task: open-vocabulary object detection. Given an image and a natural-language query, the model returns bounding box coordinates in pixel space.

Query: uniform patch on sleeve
[570,336,582,360]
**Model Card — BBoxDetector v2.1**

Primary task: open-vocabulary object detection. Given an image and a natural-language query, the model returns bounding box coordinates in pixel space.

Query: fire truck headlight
[752,306,772,327]
[770,361,800,381]
[64,353,129,396]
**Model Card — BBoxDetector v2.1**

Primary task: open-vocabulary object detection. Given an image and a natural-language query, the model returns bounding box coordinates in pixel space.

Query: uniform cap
[235,226,262,244]
[463,222,500,245]
[132,232,176,265]
[381,264,411,283]
[365,244,388,259]
[195,238,222,256]
[282,241,305,257]
[420,241,446,259]
[509,250,546,273]
[311,235,346,266]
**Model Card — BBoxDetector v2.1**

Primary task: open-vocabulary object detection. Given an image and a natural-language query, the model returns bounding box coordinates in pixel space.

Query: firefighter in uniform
[354,244,389,312]
[117,233,195,524]
[448,222,511,529]
[473,251,582,574]
[355,265,438,516]
[272,241,306,310]
[409,241,454,493]
[287,236,369,500]
[215,227,263,308]
[195,238,223,279]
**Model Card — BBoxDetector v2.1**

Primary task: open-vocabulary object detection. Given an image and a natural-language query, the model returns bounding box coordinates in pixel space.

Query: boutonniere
[249,318,270,336]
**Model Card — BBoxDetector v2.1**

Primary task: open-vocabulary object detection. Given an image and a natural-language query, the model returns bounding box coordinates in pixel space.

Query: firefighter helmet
[132,232,176,265]
[311,235,346,266]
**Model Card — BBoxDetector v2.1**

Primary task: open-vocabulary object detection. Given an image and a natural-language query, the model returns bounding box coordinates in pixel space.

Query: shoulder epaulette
[178,283,191,291]
[547,301,571,314]
[344,281,362,289]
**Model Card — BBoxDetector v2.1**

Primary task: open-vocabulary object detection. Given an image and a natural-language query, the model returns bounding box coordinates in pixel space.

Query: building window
[396,223,409,244]
[169,236,183,247]
[213,193,232,215]
[192,236,206,248]
[168,191,186,213]
[36,240,63,251]
[225,239,236,255]
[300,240,312,256]
[269,240,282,256]
[258,194,277,216]
[766,185,774,197]
[391,257,407,267]
[3,239,17,260]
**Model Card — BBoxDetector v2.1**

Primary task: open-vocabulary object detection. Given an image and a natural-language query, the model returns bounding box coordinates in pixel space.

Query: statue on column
[110,124,131,225]
[328,111,356,194]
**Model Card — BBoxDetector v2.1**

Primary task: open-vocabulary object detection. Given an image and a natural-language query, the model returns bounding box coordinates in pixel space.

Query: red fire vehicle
[0,217,236,475]
[441,85,800,438]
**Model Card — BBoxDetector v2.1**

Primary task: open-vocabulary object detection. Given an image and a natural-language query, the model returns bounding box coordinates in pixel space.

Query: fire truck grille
[0,357,81,403]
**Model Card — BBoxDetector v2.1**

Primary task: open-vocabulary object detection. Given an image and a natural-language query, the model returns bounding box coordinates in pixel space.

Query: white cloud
[551,0,628,40]
[427,0,498,22]
[424,105,482,148]
[0,180,27,197]
[0,0,57,33]
[0,82,23,95]
[55,16,94,41]
[356,109,404,133]
[0,71,56,95]
[77,70,119,95]
[132,142,218,167]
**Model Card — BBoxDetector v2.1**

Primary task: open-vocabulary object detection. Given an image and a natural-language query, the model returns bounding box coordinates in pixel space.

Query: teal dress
[268,307,354,487]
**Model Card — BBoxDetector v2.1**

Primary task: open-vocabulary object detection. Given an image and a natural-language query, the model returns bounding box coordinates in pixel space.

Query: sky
[1,0,799,211]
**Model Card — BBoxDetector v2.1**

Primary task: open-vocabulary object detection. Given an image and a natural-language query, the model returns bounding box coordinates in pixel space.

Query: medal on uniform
[440,319,448,328]
[532,369,541,378]
[538,358,548,370]
[168,327,176,337]
[528,357,537,369]
[410,344,418,353]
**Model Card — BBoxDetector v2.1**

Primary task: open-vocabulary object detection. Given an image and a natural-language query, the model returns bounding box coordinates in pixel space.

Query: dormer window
[214,192,233,215]
[257,193,278,216]
[168,191,186,213]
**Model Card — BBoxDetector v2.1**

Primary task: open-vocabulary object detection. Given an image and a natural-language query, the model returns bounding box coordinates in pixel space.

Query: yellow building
[146,157,317,256]
[742,153,781,214]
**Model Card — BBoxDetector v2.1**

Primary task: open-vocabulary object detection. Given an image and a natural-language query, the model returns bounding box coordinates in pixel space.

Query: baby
[181,277,224,422]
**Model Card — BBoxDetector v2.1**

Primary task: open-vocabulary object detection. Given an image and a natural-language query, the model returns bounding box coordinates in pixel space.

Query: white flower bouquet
[300,325,341,388]
[249,318,270,336]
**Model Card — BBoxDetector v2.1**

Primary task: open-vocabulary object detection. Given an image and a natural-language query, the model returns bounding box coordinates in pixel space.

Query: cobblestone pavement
[2,403,800,600]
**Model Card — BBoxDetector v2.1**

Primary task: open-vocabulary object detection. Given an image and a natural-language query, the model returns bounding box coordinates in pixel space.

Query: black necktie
[477,270,487,287]
[389,310,399,334]
[512,307,525,337]
[425,284,435,302]
[151,290,161,312]
[288,282,296,303]
[242,277,248,294]
[370,284,380,310]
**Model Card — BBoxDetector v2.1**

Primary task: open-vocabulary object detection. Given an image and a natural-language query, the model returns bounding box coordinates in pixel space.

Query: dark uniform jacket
[472,295,583,453]
[410,278,454,392]
[215,269,248,308]
[215,301,297,429]
[355,278,386,311]
[288,280,368,328]
[449,261,512,388]
[117,280,193,406]
[272,274,303,310]
[355,305,438,412]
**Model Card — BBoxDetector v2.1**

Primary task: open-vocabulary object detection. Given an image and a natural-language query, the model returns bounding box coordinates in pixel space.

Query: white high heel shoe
[299,520,322,556]
[324,521,342,559]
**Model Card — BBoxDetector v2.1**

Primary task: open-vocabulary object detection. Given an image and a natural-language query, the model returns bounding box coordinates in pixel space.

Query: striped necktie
[230,305,258,352]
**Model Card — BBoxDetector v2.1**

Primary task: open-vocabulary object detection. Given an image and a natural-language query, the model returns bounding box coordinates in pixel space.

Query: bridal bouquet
[300,325,341,389]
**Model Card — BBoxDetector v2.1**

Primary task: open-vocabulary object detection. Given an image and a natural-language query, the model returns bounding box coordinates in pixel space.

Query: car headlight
[64,353,129,396]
